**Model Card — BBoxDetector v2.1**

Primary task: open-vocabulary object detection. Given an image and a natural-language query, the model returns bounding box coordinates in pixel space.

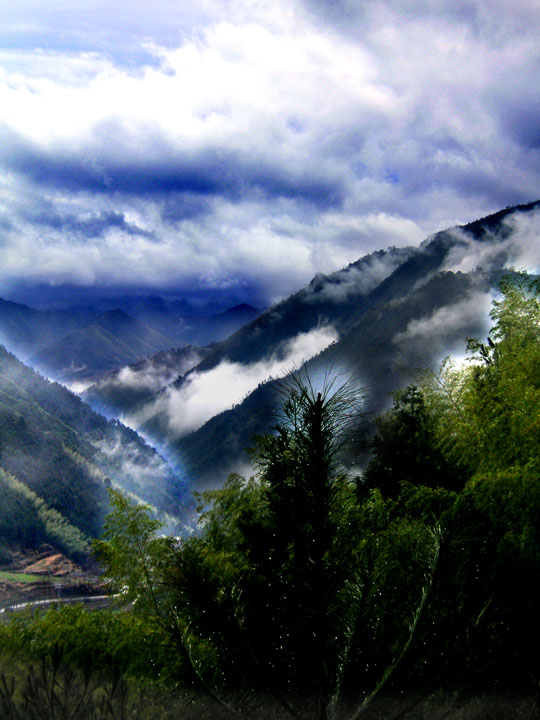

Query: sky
[1,0,539,310]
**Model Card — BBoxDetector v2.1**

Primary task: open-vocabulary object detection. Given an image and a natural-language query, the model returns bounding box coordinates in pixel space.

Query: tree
[255,376,361,716]
[165,375,440,719]
[93,488,173,618]
[363,385,464,497]
[409,272,540,688]
[420,271,540,477]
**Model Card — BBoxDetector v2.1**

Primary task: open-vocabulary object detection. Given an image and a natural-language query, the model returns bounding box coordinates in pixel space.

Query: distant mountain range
[0,298,92,359]
[84,200,540,489]
[28,309,173,384]
[184,303,262,345]
[0,296,260,385]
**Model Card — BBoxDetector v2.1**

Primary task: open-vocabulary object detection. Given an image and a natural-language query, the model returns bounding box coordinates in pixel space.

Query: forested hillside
[28,309,174,384]
[168,201,540,487]
[0,346,189,561]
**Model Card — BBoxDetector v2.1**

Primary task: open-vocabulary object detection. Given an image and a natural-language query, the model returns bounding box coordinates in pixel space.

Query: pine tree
[166,375,439,719]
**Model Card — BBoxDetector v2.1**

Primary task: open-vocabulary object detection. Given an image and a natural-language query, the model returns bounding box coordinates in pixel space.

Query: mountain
[0,298,93,359]
[0,293,262,387]
[168,265,487,487]
[94,200,539,490]
[187,246,416,371]
[28,309,174,384]
[0,346,190,561]
[83,345,211,418]
[180,303,261,345]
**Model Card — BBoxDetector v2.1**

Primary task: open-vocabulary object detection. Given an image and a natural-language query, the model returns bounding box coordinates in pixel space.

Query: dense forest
[0,347,189,561]
[2,271,540,718]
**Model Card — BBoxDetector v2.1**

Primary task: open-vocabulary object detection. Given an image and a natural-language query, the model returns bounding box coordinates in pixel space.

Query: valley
[0,545,105,619]
[1,200,540,718]
[85,200,540,488]
[2,3,540,714]
[0,200,538,558]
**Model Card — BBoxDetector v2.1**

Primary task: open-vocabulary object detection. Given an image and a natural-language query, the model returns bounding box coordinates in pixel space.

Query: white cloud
[392,289,494,372]
[396,292,492,344]
[304,245,415,304]
[0,0,539,305]
[441,208,540,275]
[113,347,204,395]
[129,325,338,437]
[0,188,426,304]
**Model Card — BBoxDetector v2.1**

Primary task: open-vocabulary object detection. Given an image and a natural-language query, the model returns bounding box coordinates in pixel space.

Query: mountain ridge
[136,200,540,488]
[0,295,262,386]
[28,309,174,383]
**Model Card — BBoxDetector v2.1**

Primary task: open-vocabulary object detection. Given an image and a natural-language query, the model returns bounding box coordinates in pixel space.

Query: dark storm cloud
[23,206,154,240]
[492,90,540,152]
[0,128,344,209]
[160,195,211,223]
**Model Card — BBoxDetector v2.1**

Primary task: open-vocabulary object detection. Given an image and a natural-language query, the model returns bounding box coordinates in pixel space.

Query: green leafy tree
[93,488,173,617]
[408,272,540,687]
[419,271,540,477]
[363,385,464,497]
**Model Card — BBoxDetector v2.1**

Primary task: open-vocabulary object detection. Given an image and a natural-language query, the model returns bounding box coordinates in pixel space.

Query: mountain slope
[0,295,263,387]
[182,303,261,345]
[188,246,416,373]
[162,201,540,487]
[84,345,211,418]
[82,247,415,427]
[0,346,190,558]
[79,201,540,490]
[175,270,487,486]
[0,298,92,359]
[28,309,174,383]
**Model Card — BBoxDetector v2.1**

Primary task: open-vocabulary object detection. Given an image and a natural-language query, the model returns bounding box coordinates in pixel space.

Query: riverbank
[0,543,106,616]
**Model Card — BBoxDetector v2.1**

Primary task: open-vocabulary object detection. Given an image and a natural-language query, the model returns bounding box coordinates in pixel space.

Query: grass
[0,571,48,584]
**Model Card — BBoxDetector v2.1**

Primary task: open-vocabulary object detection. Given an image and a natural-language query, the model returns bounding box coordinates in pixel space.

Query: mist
[129,325,338,439]
[108,347,204,396]
[392,289,494,373]
[93,426,191,525]
[442,208,540,275]
[304,247,415,304]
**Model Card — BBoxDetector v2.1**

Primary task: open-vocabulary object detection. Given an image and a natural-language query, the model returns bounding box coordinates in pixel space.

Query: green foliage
[0,468,91,560]
[364,385,464,497]
[0,470,45,550]
[0,571,48,583]
[166,377,441,718]
[386,272,540,687]
[7,271,540,713]
[0,605,181,683]
[0,345,186,560]
[0,647,132,720]
[93,488,174,616]
[0,645,209,720]
[420,271,540,478]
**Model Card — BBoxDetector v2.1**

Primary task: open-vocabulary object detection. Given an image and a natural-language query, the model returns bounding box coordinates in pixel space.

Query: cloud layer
[393,289,493,367]
[441,209,540,275]
[305,246,415,303]
[129,325,338,438]
[0,1,539,306]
